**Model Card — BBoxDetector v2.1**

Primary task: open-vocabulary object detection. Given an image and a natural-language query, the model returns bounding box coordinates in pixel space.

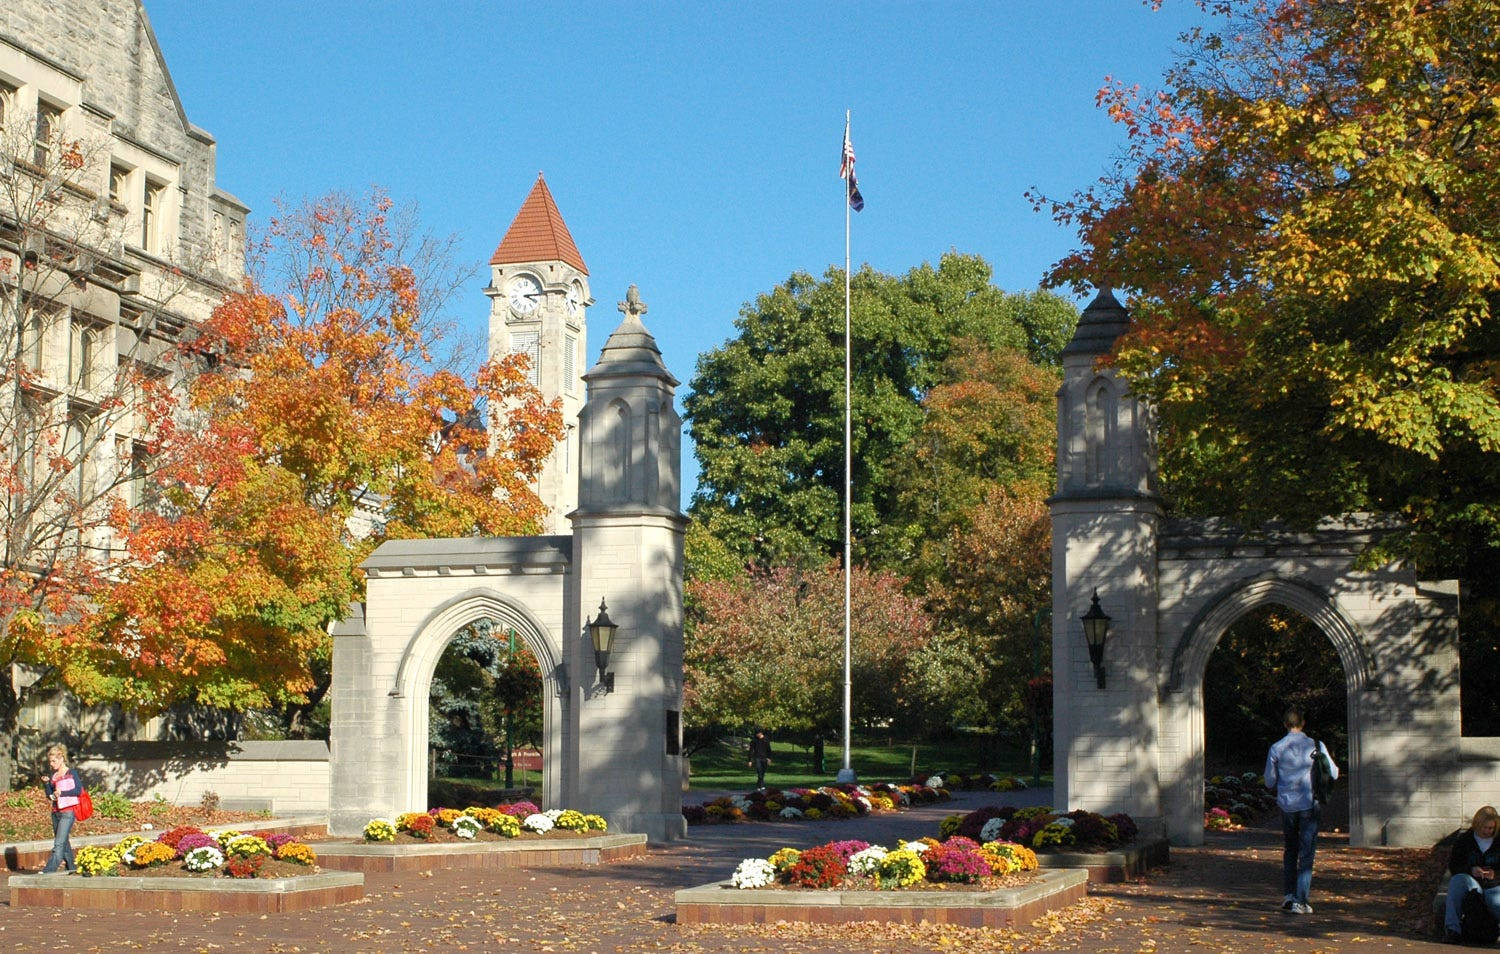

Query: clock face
[508,275,542,314]
[565,284,583,318]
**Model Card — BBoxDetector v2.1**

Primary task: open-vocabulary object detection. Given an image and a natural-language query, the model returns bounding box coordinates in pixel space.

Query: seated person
[1445,805,1500,943]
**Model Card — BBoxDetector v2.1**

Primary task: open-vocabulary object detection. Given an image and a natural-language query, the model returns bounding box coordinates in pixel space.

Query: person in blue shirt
[1264,707,1339,914]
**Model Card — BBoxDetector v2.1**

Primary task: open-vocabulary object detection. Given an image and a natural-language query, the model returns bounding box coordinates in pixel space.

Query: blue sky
[146,0,1206,501]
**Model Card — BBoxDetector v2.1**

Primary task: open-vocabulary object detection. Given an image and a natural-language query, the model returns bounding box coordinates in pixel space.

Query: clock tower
[487,174,592,532]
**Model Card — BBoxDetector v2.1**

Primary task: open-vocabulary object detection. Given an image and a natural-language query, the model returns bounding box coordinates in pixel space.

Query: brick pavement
[0,790,1454,953]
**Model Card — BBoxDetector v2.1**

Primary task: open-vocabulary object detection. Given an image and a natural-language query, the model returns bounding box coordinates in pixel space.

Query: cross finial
[618,284,648,320]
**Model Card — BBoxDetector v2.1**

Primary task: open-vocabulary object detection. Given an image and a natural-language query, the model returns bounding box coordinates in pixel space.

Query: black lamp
[588,598,618,693]
[1080,589,1111,689]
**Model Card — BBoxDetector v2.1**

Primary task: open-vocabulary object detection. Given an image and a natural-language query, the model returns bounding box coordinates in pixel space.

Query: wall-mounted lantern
[1080,589,1111,689]
[588,598,618,693]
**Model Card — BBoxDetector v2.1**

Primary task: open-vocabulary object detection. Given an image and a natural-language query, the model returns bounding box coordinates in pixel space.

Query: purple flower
[826,840,871,863]
[176,833,217,854]
[499,800,541,818]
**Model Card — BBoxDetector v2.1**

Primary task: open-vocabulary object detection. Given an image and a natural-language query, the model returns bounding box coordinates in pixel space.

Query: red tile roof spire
[489,173,588,274]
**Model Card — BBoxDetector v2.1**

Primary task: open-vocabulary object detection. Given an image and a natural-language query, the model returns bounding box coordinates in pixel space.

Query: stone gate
[1050,288,1474,847]
[326,290,688,841]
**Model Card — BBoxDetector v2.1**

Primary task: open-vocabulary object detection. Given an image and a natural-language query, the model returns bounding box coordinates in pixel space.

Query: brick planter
[674,868,1088,928]
[316,833,647,873]
[9,870,363,912]
[1035,838,1170,883]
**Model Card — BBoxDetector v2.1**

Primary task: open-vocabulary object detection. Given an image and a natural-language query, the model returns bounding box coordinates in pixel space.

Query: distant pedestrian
[41,743,84,873]
[747,729,773,788]
[1443,805,1500,943]
[1264,707,1339,914]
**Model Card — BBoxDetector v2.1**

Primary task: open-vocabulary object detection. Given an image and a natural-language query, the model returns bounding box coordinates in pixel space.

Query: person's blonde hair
[1473,805,1499,831]
[45,743,68,762]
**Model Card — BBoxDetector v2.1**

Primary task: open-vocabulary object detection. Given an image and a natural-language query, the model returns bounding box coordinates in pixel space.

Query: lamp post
[1029,605,1051,787]
[588,598,618,694]
[1080,590,1111,690]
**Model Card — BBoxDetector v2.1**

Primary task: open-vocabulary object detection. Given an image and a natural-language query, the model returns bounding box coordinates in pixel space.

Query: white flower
[900,840,930,854]
[856,796,872,810]
[730,797,752,812]
[778,806,804,819]
[141,823,155,831]
[1012,778,1028,790]
[730,858,776,889]
[848,845,888,876]
[925,775,944,789]
[453,816,482,840]
[980,818,1006,843]
[544,808,565,821]
[120,844,139,865]
[1053,817,1075,828]
[183,846,224,872]
[522,813,555,834]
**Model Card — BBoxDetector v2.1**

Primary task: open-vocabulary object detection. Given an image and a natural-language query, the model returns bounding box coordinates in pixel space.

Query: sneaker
[1280,896,1295,911]
[1290,902,1313,915]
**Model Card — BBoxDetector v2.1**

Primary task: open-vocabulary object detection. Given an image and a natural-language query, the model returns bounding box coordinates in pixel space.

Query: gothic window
[70,317,102,389]
[606,399,631,503]
[22,309,46,371]
[33,100,61,167]
[109,164,130,205]
[142,178,165,253]
[1085,378,1117,484]
[0,81,14,133]
[564,334,576,391]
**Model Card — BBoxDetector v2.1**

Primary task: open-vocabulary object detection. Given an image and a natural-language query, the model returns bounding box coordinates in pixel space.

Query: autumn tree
[0,102,229,784]
[70,191,564,734]
[1037,0,1500,579]
[686,254,1075,568]
[684,561,933,768]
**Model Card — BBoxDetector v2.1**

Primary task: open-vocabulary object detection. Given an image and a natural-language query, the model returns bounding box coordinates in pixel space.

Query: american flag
[841,120,864,212]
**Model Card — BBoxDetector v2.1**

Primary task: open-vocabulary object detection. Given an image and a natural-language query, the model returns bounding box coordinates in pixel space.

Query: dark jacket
[1449,830,1500,878]
[43,768,84,813]
[749,735,772,761]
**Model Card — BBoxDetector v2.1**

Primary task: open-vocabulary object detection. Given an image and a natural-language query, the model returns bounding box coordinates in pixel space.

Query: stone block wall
[75,740,330,815]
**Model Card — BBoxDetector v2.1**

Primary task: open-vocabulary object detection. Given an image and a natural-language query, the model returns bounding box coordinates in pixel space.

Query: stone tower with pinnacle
[487,173,592,532]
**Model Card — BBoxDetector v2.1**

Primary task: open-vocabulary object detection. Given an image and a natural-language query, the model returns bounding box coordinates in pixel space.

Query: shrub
[848,845,888,876]
[176,832,218,854]
[156,826,207,855]
[126,841,176,868]
[406,814,436,838]
[1033,822,1076,849]
[1065,811,1121,849]
[731,858,776,889]
[955,806,1013,842]
[434,808,462,828]
[554,809,588,831]
[583,813,607,832]
[681,805,708,825]
[94,790,136,821]
[498,800,540,818]
[938,812,966,839]
[183,845,225,872]
[363,819,397,842]
[452,816,482,839]
[395,812,429,832]
[985,840,1039,872]
[76,846,121,877]
[226,854,264,879]
[925,840,992,883]
[877,849,926,888]
[224,835,272,859]
[212,829,242,845]
[275,842,317,865]
[113,834,147,857]
[488,813,521,838]
[522,813,554,834]
[780,844,847,889]
[826,840,871,863]
[768,847,801,873]
[1108,813,1139,843]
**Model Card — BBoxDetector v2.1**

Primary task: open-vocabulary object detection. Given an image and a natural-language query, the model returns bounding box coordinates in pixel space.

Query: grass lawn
[686,733,1052,792]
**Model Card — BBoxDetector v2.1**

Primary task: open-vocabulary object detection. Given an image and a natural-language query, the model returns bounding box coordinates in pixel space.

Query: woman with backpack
[1444,805,1500,944]
[41,743,85,873]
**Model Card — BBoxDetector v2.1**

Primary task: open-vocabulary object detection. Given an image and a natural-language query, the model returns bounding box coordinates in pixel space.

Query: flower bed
[932,804,1166,883]
[682,781,948,825]
[9,870,361,912]
[908,772,1031,793]
[1204,771,1276,830]
[324,802,640,873]
[69,827,320,879]
[680,835,1083,929]
[359,802,607,843]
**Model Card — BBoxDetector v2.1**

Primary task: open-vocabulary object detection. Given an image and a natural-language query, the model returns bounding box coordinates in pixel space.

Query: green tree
[685,254,1075,568]
[1037,0,1500,581]
[684,561,934,768]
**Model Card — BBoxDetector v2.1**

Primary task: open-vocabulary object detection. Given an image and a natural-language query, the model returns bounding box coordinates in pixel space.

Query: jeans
[1445,873,1500,934]
[753,759,769,787]
[1281,804,1321,904]
[42,810,75,873]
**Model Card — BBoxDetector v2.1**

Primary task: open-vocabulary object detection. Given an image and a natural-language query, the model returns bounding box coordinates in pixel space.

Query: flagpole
[838,108,855,784]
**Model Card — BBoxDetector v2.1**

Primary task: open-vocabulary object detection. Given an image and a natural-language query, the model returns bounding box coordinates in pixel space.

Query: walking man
[1264,707,1339,914]
[747,729,773,789]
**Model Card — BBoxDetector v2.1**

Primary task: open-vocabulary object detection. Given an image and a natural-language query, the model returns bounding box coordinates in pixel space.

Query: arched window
[1085,378,1117,484]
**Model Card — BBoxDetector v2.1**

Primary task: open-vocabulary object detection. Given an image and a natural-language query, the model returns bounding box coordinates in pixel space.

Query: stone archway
[1158,576,1375,845]
[392,589,568,815]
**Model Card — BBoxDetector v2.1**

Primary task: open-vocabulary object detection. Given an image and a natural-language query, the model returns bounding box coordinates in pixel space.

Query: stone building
[1,0,246,756]
[486,174,591,532]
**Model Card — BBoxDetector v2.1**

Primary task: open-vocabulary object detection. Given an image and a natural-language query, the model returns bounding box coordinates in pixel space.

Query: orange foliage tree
[69,191,563,733]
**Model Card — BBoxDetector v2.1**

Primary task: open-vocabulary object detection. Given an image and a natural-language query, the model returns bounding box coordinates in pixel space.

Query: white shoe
[1291,902,1313,914]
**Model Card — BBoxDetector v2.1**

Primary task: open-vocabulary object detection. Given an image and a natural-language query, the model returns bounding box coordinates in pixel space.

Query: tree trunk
[0,675,20,792]
[812,737,825,774]
[285,671,333,739]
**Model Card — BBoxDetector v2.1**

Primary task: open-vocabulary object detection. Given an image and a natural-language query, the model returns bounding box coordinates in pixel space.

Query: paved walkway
[0,789,1452,953]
